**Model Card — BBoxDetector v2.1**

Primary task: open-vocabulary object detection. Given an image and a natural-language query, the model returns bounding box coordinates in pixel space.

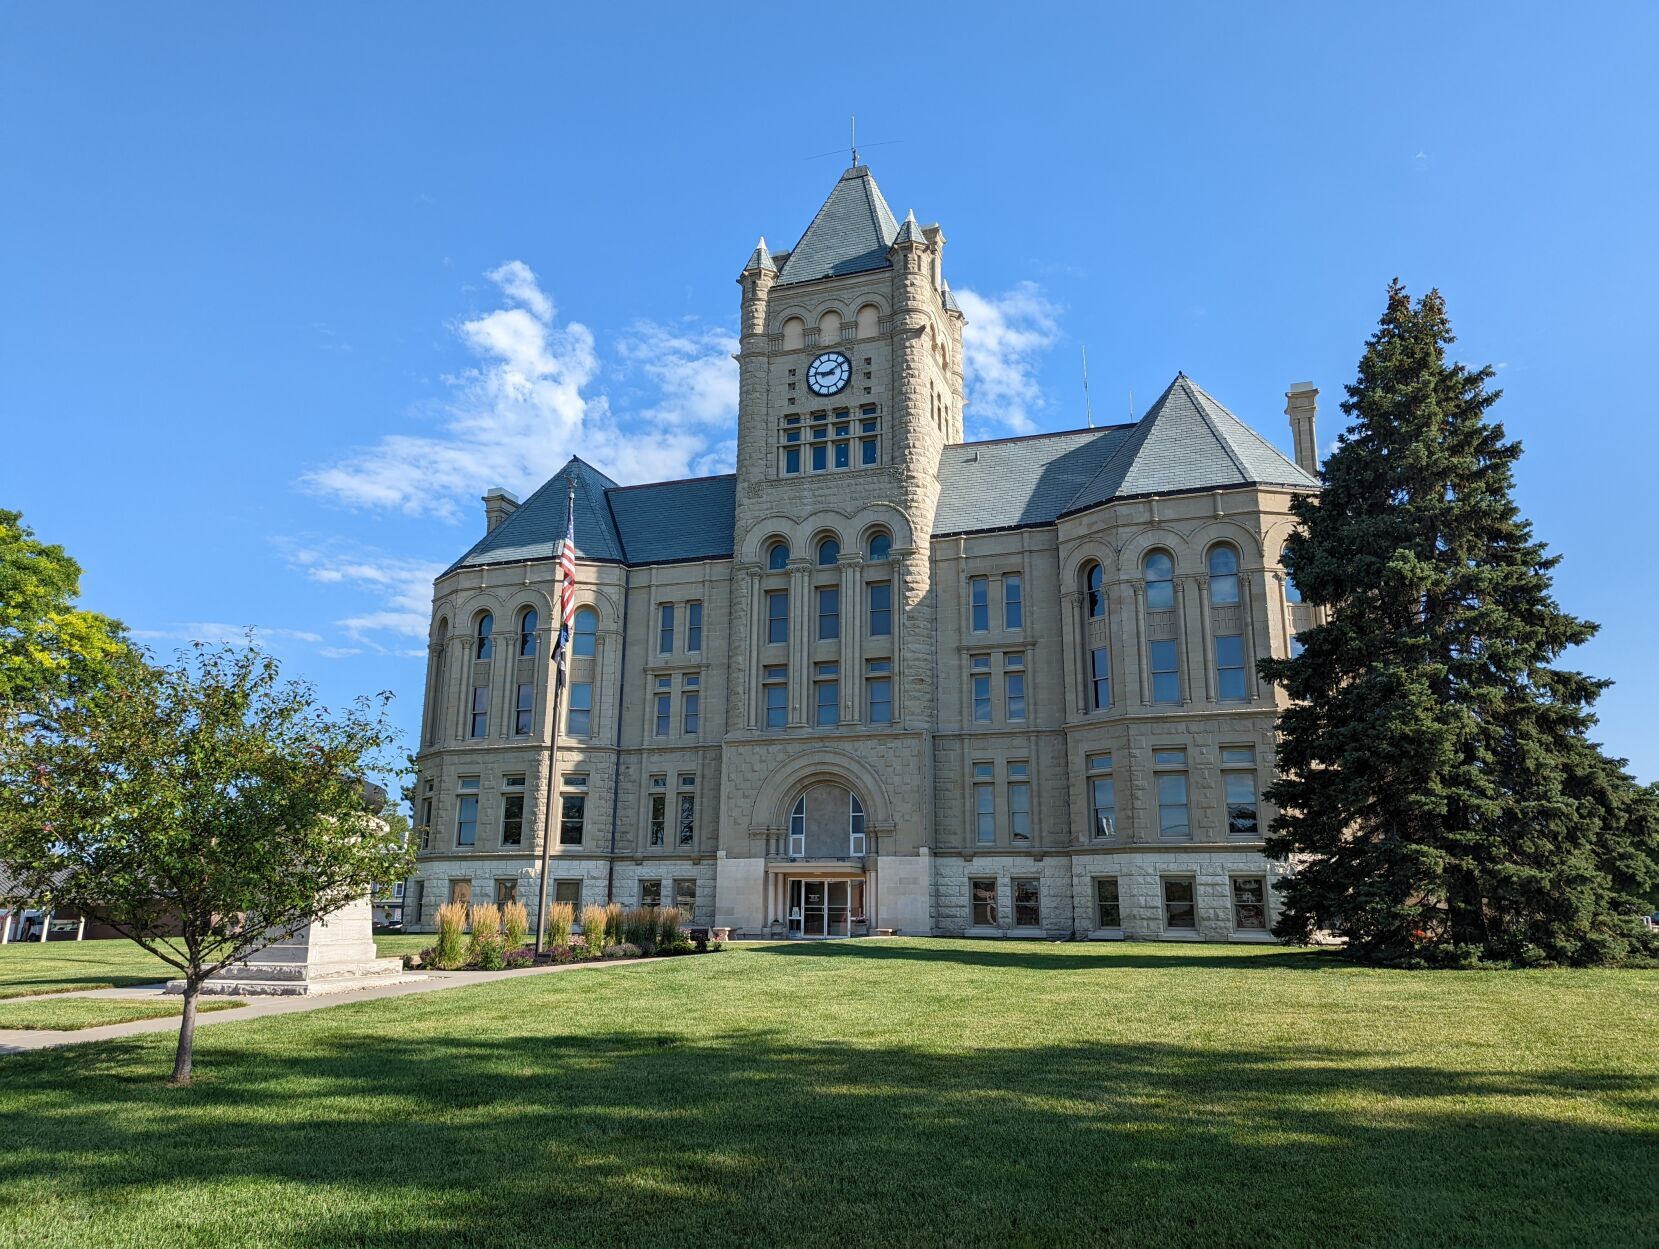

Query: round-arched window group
[764,527,893,570]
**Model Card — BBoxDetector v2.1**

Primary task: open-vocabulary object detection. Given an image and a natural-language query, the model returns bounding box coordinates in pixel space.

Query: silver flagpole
[534,479,576,957]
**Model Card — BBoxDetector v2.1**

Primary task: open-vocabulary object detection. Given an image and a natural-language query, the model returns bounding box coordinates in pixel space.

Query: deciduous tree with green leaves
[0,642,415,1083]
[1260,282,1659,967]
[0,509,129,713]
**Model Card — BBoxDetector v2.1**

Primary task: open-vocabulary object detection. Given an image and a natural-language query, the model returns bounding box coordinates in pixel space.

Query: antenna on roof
[850,115,858,167]
[1128,390,1135,421]
[1082,345,1094,429]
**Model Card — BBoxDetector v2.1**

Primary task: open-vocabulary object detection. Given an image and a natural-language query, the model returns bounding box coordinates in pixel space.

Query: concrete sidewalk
[0,956,658,1055]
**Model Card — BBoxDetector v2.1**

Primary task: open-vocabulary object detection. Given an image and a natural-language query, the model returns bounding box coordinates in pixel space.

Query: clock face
[806,350,851,396]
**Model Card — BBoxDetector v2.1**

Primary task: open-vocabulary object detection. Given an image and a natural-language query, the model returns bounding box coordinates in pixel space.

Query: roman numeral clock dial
[806,350,851,396]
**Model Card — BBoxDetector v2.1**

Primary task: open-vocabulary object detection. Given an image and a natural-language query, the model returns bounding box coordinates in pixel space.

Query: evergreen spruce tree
[1259,281,1659,966]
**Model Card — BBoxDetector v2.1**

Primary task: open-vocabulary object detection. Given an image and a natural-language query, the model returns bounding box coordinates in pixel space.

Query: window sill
[1160,929,1203,941]
[1086,928,1126,941]
[1230,930,1274,942]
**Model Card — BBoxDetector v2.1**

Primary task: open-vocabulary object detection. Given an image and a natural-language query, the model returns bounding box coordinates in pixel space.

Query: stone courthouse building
[406,163,1322,942]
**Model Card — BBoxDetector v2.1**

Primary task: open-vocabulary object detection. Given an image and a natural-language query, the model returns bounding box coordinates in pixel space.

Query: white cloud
[131,623,324,647]
[302,263,739,518]
[280,543,443,647]
[954,282,1061,435]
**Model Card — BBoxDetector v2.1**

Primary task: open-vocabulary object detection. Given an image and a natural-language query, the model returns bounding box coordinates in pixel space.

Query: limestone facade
[405,165,1319,943]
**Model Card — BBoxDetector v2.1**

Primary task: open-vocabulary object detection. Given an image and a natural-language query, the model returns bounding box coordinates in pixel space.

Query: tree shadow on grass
[747,938,1353,974]
[1,1021,1654,1248]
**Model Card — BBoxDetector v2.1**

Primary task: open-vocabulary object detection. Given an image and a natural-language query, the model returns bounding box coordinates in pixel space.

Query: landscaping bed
[402,900,724,972]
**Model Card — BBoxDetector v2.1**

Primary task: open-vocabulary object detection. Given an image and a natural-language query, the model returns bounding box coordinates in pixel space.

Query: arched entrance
[783,782,868,937]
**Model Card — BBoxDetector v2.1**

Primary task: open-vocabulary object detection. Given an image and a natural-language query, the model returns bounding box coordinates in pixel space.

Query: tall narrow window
[1004,653,1026,722]
[1222,746,1259,839]
[767,590,788,644]
[654,678,671,737]
[973,763,995,844]
[455,777,480,847]
[1149,639,1181,704]
[686,602,702,652]
[682,676,700,735]
[1004,573,1023,630]
[866,659,892,724]
[849,792,867,855]
[566,682,592,736]
[500,791,524,847]
[658,604,675,654]
[1144,552,1175,612]
[476,613,494,660]
[470,686,489,738]
[815,662,839,727]
[640,879,662,909]
[767,540,790,571]
[1232,877,1267,930]
[867,531,891,562]
[817,537,840,566]
[1095,877,1121,928]
[1208,544,1240,606]
[763,665,788,728]
[560,781,586,846]
[1012,879,1041,928]
[971,655,992,722]
[1090,645,1111,709]
[1008,761,1031,842]
[969,577,989,632]
[817,586,840,640]
[971,878,997,926]
[519,607,538,657]
[677,775,696,847]
[515,682,534,735]
[1084,563,1105,618]
[648,776,666,847]
[1087,753,1115,840]
[572,607,598,657]
[868,581,892,636]
[1215,634,1247,701]
[1154,749,1190,841]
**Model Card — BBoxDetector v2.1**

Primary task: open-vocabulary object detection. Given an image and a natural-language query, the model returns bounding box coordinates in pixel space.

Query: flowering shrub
[602,942,642,959]
[504,948,534,969]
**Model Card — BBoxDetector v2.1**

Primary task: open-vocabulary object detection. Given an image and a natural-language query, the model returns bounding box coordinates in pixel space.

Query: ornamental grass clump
[658,906,684,947]
[622,907,657,948]
[604,902,624,946]
[545,901,574,948]
[501,899,530,952]
[467,902,503,967]
[580,905,610,957]
[433,902,467,969]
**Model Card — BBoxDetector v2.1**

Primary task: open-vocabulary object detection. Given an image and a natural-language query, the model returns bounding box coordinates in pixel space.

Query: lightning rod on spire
[1082,345,1094,429]
[850,115,858,167]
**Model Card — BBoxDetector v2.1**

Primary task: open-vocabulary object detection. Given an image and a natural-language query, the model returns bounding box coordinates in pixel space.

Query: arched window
[789,796,806,856]
[817,537,840,566]
[866,530,891,562]
[856,304,880,339]
[782,317,805,350]
[1282,549,1303,604]
[850,792,866,855]
[1083,562,1105,619]
[572,606,598,657]
[819,310,842,341]
[518,607,538,657]
[1208,545,1240,606]
[1143,552,1175,612]
[786,785,867,858]
[475,613,494,659]
[767,540,790,571]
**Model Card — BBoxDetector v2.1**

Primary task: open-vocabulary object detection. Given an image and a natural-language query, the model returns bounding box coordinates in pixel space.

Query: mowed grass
[1,940,1656,1249]
[0,935,427,999]
[0,997,246,1031]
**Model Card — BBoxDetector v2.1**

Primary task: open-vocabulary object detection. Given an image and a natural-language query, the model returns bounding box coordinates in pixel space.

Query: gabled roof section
[933,426,1135,537]
[1061,374,1318,516]
[776,165,901,286]
[448,457,624,572]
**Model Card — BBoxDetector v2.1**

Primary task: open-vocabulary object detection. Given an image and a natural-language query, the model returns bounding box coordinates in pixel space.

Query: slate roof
[445,375,1315,575]
[776,165,900,286]
[932,426,1133,537]
[1061,373,1318,515]
[448,459,734,572]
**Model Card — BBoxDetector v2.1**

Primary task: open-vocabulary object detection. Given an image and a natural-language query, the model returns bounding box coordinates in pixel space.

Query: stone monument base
[166,898,424,997]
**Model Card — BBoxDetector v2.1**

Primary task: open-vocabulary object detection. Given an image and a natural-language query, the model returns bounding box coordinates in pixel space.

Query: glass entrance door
[788,879,862,936]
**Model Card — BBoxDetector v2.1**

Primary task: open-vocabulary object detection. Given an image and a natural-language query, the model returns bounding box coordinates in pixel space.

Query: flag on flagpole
[554,483,576,687]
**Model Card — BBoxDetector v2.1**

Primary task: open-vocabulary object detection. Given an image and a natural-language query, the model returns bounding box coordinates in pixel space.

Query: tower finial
[850,115,857,167]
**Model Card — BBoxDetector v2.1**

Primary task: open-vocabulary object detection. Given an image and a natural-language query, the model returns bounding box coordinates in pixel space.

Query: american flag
[554,484,576,685]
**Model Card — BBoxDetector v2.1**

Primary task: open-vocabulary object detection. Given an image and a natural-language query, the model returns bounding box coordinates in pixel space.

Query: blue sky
[4,3,1657,779]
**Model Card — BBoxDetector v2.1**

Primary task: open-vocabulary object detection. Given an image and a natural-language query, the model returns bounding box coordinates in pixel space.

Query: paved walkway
[0,956,657,1055]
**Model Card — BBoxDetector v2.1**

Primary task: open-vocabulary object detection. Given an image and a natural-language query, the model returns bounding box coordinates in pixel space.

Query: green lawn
[0,940,1655,1248]
[0,996,245,1031]
[0,934,426,999]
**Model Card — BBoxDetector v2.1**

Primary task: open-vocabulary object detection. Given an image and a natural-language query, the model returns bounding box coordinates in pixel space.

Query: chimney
[482,487,520,533]
[1285,382,1319,476]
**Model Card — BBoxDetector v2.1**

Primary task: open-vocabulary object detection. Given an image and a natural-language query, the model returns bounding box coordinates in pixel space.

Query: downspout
[605,563,631,904]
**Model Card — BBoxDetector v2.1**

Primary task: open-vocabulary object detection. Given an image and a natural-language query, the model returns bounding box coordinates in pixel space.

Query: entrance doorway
[787,878,866,937]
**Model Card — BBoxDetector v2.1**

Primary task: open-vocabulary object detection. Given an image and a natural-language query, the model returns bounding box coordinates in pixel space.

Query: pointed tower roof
[1061,374,1318,515]
[776,165,901,286]
[892,208,925,245]
[941,281,961,314]
[741,236,777,275]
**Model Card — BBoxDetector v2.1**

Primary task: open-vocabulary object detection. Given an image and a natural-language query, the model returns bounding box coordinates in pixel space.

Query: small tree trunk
[170,978,200,1086]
